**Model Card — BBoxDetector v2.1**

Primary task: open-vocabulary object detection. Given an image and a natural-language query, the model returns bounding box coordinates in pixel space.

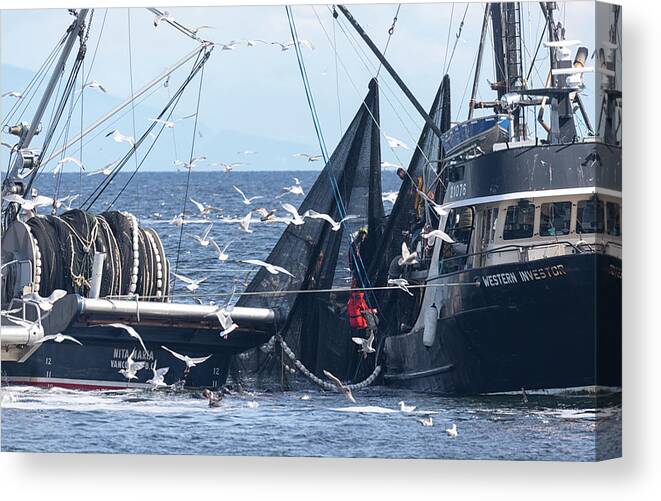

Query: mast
[468,4,490,119]
[2,9,89,197]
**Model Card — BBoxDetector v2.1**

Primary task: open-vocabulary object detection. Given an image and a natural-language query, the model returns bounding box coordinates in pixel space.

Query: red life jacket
[347,292,369,329]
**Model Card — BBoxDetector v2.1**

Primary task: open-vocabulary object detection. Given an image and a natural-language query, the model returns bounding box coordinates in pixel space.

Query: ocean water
[0,171,621,459]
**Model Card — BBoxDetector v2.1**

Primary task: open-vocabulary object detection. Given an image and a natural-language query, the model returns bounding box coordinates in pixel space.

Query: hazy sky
[1,1,596,172]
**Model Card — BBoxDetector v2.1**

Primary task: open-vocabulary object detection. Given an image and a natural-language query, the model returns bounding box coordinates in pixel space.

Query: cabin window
[576,198,604,234]
[540,202,572,236]
[440,207,474,273]
[480,207,499,244]
[503,202,534,240]
[606,202,621,236]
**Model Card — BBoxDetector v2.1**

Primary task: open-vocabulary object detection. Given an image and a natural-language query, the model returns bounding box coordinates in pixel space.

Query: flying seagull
[252,207,277,222]
[104,323,149,354]
[381,161,402,169]
[280,203,305,226]
[153,11,175,27]
[106,129,135,146]
[57,156,86,171]
[416,189,448,217]
[213,162,244,172]
[210,239,232,261]
[81,80,107,93]
[148,118,176,128]
[119,350,147,380]
[238,212,253,233]
[302,209,359,232]
[398,242,418,267]
[276,177,304,198]
[3,194,54,212]
[292,152,322,162]
[240,259,295,278]
[192,223,214,247]
[233,185,263,205]
[382,191,398,204]
[384,134,409,150]
[172,272,207,292]
[351,331,375,358]
[146,359,169,388]
[22,289,67,311]
[388,278,414,296]
[34,333,82,346]
[161,345,212,368]
[421,228,454,244]
[86,160,118,177]
[323,369,356,403]
[2,91,22,98]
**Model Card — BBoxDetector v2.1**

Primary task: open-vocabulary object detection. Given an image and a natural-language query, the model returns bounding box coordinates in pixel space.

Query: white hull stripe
[442,187,622,210]
[4,375,151,389]
[483,385,622,396]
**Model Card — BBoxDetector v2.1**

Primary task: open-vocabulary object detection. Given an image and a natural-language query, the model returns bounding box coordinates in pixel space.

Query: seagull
[189,198,222,216]
[81,80,107,93]
[192,223,214,247]
[212,162,244,172]
[276,177,304,198]
[86,160,117,177]
[421,228,454,244]
[272,39,315,51]
[57,156,85,171]
[388,278,413,296]
[384,134,409,149]
[202,388,223,407]
[323,370,356,403]
[446,423,458,437]
[238,212,253,233]
[210,239,232,261]
[119,349,147,380]
[416,189,448,217]
[2,91,22,98]
[399,401,417,413]
[281,203,305,226]
[172,272,207,292]
[161,345,212,368]
[241,259,295,278]
[302,210,359,231]
[3,194,55,212]
[146,359,169,388]
[252,207,277,222]
[292,153,322,162]
[169,213,186,226]
[22,289,67,311]
[191,25,214,34]
[104,323,149,354]
[381,161,402,169]
[382,191,398,204]
[106,129,135,146]
[34,333,83,346]
[416,416,434,427]
[153,11,175,27]
[218,40,241,51]
[233,185,263,205]
[174,155,206,170]
[398,242,418,266]
[209,294,239,337]
[351,330,375,358]
[148,118,176,128]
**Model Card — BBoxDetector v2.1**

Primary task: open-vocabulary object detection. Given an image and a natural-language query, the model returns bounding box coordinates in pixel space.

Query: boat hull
[383,253,621,395]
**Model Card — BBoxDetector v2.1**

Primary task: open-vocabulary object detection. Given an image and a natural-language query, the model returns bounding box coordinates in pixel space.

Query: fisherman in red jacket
[347,291,378,331]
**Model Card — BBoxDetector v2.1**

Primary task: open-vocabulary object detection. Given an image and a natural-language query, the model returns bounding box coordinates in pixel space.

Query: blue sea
[1,171,621,460]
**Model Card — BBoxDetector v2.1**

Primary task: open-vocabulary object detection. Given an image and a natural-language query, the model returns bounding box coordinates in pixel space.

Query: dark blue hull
[384,253,622,395]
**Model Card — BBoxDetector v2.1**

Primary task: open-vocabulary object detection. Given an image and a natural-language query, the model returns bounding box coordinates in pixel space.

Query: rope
[172,61,206,288]
[276,334,381,391]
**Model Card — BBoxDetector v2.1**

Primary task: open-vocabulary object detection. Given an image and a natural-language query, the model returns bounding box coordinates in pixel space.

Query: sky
[0,1,596,172]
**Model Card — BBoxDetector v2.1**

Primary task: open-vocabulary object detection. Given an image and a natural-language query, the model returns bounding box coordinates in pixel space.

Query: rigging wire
[444,3,470,75]
[126,9,140,194]
[442,3,455,74]
[376,3,401,78]
[332,14,343,135]
[172,61,206,291]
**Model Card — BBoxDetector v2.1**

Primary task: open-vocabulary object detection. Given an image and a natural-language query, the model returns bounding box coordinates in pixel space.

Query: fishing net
[236,79,384,382]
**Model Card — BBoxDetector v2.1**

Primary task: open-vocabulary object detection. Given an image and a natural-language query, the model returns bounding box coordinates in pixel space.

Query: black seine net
[369,75,451,336]
[236,79,384,382]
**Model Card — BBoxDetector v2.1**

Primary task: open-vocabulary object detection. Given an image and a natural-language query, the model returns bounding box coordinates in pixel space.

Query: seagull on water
[323,370,356,403]
[146,359,170,388]
[351,330,375,358]
[2,91,22,98]
[233,185,263,205]
[161,345,212,368]
[416,416,434,427]
[104,323,149,354]
[446,423,458,437]
[192,223,214,247]
[241,259,295,278]
[292,152,322,162]
[34,333,83,346]
[388,278,413,296]
[398,242,418,266]
[119,350,147,380]
[172,272,207,292]
[384,134,409,150]
[399,401,417,413]
[153,11,175,27]
[280,203,305,226]
[421,228,454,245]
[22,289,67,312]
[210,239,232,261]
[202,388,223,407]
[106,129,135,146]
